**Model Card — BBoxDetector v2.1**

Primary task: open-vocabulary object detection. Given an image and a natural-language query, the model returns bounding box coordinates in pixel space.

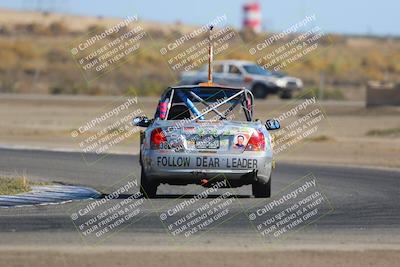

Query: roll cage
[155,86,255,122]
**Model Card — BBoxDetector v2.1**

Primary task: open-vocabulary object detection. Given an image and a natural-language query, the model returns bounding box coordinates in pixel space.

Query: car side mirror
[133,116,152,127]
[265,119,280,130]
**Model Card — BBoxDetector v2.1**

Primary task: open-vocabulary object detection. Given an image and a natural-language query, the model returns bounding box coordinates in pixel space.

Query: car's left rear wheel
[140,168,158,198]
[252,175,271,198]
[252,84,268,99]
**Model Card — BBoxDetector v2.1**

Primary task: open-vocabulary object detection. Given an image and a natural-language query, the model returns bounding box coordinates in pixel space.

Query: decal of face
[234,135,245,148]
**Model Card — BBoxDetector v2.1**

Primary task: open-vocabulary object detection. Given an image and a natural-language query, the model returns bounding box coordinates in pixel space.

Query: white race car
[133,25,280,198]
[133,85,280,198]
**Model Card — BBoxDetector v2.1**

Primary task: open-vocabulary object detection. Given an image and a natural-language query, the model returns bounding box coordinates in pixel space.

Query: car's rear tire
[140,168,158,198]
[252,84,267,99]
[252,175,271,198]
[279,90,293,99]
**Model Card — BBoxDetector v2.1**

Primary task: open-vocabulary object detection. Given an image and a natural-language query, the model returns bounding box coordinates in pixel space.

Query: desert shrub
[148,29,167,39]
[0,49,17,70]
[48,21,69,35]
[366,128,400,137]
[85,85,106,95]
[306,135,334,142]
[0,176,30,195]
[322,34,346,45]
[50,82,84,95]
[0,24,11,35]
[87,25,107,35]
[46,48,70,63]
[25,23,49,35]
[50,85,67,94]
[0,41,38,73]
[297,87,345,100]
[239,28,257,43]
[8,42,38,60]
[125,86,140,96]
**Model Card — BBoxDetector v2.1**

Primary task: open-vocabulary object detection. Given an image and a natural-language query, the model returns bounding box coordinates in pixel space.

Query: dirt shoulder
[0,246,399,267]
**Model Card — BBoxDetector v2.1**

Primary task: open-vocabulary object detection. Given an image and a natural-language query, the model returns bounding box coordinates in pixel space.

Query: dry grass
[366,127,400,137]
[0,175,30,195]
[0,9,399,96]
[0,174,51,195]
[305,135,334,142]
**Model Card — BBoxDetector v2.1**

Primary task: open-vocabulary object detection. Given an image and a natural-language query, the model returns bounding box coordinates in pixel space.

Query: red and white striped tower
[243,2,261,33]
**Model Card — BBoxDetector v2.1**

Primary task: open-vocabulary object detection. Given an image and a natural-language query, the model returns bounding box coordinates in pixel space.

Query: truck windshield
[243,64,270,76]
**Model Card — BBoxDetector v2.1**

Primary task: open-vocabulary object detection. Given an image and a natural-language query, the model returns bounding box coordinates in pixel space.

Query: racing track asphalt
[0,148,399,247]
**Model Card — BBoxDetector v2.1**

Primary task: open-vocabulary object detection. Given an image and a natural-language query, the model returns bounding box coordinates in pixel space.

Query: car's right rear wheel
[252,175,271,198]
[252,84,267,99]
[279,90,293,99]
[140,168,158,198]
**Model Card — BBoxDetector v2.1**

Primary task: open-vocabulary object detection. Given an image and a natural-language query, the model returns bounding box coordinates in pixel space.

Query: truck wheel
[252,84,267,99]
[140,168,158,198]
[252,175,271,198]
[279,90,293,99]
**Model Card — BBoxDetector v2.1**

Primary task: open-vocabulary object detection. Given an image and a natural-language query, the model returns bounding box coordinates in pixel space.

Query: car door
[221,64,245,87]
[211,63,225,84]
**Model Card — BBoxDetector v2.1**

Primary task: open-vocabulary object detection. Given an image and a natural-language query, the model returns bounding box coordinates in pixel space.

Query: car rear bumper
[142,151,272,184]
[277,82,303,90]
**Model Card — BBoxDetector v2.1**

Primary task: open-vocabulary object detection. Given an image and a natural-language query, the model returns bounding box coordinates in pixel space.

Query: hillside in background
[0,8,399,99]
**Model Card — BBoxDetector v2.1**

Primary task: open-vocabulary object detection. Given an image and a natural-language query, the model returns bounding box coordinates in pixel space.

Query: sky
[0,0,398,36]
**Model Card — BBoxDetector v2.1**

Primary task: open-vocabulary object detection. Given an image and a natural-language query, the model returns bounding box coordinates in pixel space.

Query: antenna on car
[207,25,214,84]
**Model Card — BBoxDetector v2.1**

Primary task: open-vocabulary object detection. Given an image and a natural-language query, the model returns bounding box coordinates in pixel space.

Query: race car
[133,85,280,198]
[133,25,280,198]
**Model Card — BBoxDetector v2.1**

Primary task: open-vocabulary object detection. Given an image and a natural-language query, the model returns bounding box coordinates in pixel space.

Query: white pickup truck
[180,60,303,99]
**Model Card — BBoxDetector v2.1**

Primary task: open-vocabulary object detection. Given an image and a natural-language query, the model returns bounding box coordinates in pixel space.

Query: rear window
[228,65,242,74]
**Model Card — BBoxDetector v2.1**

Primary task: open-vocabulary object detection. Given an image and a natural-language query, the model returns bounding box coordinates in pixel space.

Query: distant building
[242,2,261,33]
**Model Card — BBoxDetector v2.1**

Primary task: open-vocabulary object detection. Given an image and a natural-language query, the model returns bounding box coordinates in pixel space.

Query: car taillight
[245,130,265,151]
[244,76,253,83]
[151,128,167,149]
